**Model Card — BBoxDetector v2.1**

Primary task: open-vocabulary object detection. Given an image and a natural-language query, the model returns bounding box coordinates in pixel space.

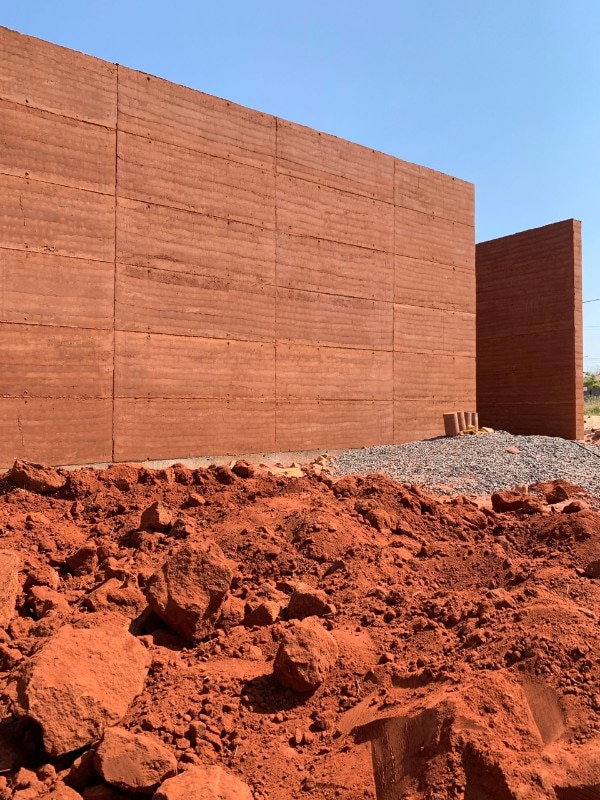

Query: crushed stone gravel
[332,431,600,496]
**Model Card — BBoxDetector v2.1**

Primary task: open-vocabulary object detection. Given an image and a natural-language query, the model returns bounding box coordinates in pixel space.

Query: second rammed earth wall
[0,27,475,467]
[476,220,583,440]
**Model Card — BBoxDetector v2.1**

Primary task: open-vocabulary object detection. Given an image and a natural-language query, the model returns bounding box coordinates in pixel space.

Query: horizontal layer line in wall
[115,329,392,351]
[276,399,391,405]
[0,318,114,334]
[0,313,113,334]
[113,259,395,306]
[112,395,393,402]
[113,326,394,353]
[117,128,274,175]
[0,171,115,200]
[116,193,279,238]
[393,202,475,228]
[0,394,111,400]
[0,246,113,268]
[273,228,392,257]
[276,165,390,203]
[393,349,474,358]
[0,98,116,132]
[115,197,396,256]
[114,125,395,204]
[116,196,430,259]
[116,120,274,172]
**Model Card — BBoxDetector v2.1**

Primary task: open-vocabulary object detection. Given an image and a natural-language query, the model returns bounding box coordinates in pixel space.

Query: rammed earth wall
[0,27,579,466]
[476,220,583,440]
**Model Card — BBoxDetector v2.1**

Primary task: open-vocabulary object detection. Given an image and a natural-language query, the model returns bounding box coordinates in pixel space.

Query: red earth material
[0,462,598,799]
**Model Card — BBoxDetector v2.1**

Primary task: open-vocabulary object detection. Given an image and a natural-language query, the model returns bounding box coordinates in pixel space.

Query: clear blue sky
[4,1,600,368]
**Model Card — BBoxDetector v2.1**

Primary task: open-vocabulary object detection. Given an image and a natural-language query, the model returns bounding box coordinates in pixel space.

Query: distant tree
[584,372,600,391]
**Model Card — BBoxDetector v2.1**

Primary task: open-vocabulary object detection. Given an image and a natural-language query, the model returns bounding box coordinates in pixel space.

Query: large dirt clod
[14,623,150,756]
[140,502,173,533]
[0,550,20,626]
[153,765,253,800]
[286,581,334,619]
[94,726,177,793]
[145,541,233,642]
[491,490,526,512]
[273,617,339,692]
[8,460,66,494]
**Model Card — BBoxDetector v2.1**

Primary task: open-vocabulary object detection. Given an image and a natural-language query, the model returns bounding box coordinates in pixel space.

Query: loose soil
[0,461,599,799]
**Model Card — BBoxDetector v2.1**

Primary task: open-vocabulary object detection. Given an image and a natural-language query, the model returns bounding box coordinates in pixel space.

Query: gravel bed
[332,431,600,496]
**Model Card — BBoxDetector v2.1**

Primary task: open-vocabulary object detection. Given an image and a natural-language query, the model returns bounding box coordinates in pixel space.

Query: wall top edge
[476,218,581,248]
[0,25,471,189]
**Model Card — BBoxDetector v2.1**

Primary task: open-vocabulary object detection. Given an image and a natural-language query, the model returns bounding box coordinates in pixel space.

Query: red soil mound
[0,461,598,799]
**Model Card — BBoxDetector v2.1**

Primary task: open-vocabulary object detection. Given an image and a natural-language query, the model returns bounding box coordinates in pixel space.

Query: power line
[583,298,600,304]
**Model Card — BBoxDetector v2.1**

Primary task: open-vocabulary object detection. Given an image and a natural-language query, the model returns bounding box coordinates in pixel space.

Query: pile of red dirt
[0,460,599,799]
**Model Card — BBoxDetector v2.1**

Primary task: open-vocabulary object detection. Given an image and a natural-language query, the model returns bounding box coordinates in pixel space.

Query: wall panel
[277,233,393,301]
[117,198,275,284]
[0,250,114,329]
[395,205,473,269]
[395,160,474,225]
[276,401,393,451]
[0,100,115,192]
[118,133,275,229]
[277,288,393,350]
[277,344,393,400]
[277,119,393,201]
[0,323,112,397]
[394,257,474,312]
[118,67,275,169]
[115,264,275,341]
[0,26,117,125]
[394,304,475,356]
[0,398,112,464]
[476,220,583,439]
[394,352,476,401]
[277,174,393,250]
[114,399,276,461]
[0,174,114,261]
[115,332,275,399]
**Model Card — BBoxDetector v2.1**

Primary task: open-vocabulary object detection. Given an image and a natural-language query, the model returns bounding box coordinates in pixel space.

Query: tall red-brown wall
[476,220,583,440]
[0,28,116,465]
[0,26,475,466]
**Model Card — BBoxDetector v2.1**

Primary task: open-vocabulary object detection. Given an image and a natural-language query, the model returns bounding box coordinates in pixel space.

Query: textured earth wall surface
[0,25,475,467]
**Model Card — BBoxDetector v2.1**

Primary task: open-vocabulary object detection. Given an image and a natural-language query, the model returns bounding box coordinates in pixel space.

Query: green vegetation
[584,373,600,415]
[584,397,600,416]
[584,371,600,391]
